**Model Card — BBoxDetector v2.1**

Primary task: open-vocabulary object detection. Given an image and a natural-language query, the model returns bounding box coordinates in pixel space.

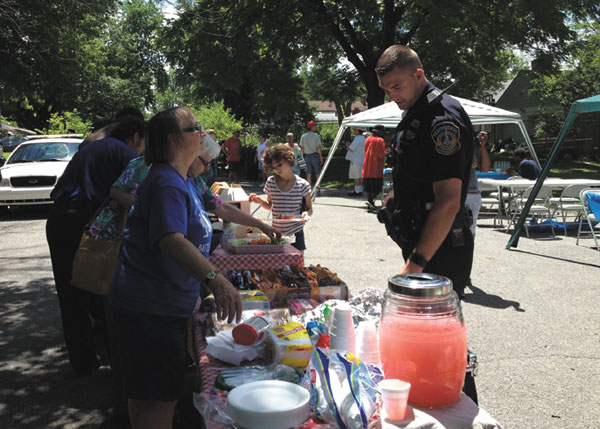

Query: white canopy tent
[312,97,536,198]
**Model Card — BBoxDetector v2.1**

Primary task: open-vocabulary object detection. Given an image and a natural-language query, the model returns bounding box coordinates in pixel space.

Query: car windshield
[7,142,79,165]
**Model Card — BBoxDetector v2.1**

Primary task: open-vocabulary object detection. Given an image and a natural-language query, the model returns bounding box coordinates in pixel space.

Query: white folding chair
[549,185,588,235]
[576,189,600,250]
[505,185,555,237]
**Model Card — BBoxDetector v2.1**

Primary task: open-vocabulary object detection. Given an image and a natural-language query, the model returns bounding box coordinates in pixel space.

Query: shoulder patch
[431,121,460,155]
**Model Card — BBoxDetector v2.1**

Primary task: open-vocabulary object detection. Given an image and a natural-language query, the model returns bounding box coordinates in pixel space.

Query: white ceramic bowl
[226,380,310,429]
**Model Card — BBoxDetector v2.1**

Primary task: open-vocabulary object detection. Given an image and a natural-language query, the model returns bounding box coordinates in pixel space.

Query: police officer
[375,45,477,402]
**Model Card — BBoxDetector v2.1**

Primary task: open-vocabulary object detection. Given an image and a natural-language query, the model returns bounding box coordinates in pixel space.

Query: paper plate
[226,380,310,429]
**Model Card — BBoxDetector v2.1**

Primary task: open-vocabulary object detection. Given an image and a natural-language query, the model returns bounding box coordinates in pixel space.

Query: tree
[37,110,93,136]
[0,0,167,129]
[191,100,242,143]
[165,0,598,113]
[301,60,365,125]
[531,21,600,136]
[0,0,117,128]
[161,0,314,132]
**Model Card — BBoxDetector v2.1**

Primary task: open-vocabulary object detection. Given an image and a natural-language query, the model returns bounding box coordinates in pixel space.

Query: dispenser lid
[388,273,453,297]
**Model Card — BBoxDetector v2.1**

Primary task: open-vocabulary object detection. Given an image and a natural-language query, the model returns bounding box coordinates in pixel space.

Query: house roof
[309,100,368,114]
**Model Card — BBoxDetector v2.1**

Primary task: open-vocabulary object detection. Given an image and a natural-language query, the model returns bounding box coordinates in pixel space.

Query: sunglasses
[182,125,203,133]
[197,155,210,167]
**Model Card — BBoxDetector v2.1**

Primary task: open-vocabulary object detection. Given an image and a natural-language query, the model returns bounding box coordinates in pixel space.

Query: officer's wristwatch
[409,252,429,268]
[204,270,218,284]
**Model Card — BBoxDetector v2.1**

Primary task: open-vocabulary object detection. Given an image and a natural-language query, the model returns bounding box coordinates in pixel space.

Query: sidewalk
[0,187,599,428]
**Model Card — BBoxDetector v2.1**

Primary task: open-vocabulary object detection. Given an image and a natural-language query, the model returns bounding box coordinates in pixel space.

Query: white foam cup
[379,379,411,421]
[329,320,355,335]
[356,322,380,366]
[329,330,356,353]
[330,304,354,331]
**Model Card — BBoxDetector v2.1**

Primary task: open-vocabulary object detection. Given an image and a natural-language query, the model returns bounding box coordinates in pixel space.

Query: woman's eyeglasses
[197,155,210,167]
[182,125,203,133]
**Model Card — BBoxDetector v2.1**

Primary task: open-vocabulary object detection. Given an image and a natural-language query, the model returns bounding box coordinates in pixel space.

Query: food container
[379,273,467,408]
[232,315,270,345]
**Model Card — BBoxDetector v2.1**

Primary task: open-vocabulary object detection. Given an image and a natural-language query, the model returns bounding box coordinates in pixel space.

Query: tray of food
[272,214,310,223]
[224,236,288,254]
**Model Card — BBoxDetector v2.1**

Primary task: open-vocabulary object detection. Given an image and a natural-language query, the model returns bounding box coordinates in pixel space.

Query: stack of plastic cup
[379,379,411,421]
[328,303,356,353]
[355,321,380,367]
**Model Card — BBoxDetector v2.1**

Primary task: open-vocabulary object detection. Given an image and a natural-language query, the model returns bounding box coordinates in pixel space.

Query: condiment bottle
[232,315,269,346]
[379,273,467,408]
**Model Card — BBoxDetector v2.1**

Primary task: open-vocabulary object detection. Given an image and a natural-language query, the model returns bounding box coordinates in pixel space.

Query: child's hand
[249,193,258,203]
[301,211,311,222]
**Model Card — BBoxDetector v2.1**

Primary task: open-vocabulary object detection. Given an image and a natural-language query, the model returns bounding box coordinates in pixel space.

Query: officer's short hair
[375,45,423,76]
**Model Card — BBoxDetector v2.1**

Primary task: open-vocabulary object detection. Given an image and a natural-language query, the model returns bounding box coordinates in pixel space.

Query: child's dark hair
[262,144,295,170]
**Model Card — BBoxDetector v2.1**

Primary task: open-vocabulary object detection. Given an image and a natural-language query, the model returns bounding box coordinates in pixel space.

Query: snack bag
[264,321,314,368]
[302,348,383,429]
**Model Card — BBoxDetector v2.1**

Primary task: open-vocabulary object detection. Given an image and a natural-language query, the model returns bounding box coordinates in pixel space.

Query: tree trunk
[365,69,385,108]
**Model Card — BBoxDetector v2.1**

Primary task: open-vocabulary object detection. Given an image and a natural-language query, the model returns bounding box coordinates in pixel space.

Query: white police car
[0,135,81,207]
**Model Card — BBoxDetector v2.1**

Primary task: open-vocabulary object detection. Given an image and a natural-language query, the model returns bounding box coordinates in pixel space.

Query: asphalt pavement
[1,184,599,428]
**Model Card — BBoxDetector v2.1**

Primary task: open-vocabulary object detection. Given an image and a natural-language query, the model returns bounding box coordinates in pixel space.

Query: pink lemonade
[379,314,467,408]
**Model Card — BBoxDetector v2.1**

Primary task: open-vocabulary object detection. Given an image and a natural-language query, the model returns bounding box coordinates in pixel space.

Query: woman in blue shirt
[109,106,242,428]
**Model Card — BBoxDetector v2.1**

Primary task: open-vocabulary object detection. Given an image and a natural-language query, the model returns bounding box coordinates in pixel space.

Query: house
[484,70,600,161]
[493,70,559,136]
[309,97,368,123]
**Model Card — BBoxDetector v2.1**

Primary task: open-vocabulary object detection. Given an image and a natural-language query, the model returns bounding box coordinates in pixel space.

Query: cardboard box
[211,182,251,215]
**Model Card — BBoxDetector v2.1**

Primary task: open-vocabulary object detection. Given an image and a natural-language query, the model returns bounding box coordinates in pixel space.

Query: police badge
[431,121,460,155]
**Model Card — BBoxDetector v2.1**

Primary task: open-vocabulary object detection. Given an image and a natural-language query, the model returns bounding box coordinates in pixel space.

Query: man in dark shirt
[376,44,477,403]
[514,148,540,180]
[46,116,146,376]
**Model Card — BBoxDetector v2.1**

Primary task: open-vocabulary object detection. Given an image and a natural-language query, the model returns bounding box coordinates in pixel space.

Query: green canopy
[507,94,600,248]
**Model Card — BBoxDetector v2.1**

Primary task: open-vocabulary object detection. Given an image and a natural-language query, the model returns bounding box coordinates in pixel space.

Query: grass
[548,160,600,179]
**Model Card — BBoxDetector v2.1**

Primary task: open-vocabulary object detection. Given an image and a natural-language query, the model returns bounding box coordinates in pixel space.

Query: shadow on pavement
[509,248,600,268]
[0,278,113,428]
[463,284,525,312]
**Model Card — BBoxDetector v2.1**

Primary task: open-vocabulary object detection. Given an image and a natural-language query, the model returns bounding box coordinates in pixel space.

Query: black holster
[377,200,425,251]
[447,207,472,248]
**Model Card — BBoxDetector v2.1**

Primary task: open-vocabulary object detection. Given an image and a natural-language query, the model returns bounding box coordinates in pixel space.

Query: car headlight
[0,177,9,186]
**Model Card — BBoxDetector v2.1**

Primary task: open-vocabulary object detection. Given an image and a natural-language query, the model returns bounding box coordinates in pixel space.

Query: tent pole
[311,125,347,200]
[506,110,578,249]
[519,121,540,167]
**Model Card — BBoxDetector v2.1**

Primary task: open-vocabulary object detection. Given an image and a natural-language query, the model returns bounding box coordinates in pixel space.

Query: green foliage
[36,110,93,136]
[301,60,365,125]
[530,21,600,137]
[0,116,18,128]
[0,0,166,129]
[549,160,600,180]
[190,101,243,144]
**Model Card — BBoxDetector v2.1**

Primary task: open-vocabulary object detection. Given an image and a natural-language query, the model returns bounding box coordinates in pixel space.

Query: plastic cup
[379,379,411,421]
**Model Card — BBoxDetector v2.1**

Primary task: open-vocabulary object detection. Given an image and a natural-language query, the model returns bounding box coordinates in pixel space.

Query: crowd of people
[43,43,545,429]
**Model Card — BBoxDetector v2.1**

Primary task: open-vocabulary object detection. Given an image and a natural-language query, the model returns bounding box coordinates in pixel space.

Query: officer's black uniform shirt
[392,82,474,208]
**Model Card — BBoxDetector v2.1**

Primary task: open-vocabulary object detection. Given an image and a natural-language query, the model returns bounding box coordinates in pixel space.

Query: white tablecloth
[378,393,503,429]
